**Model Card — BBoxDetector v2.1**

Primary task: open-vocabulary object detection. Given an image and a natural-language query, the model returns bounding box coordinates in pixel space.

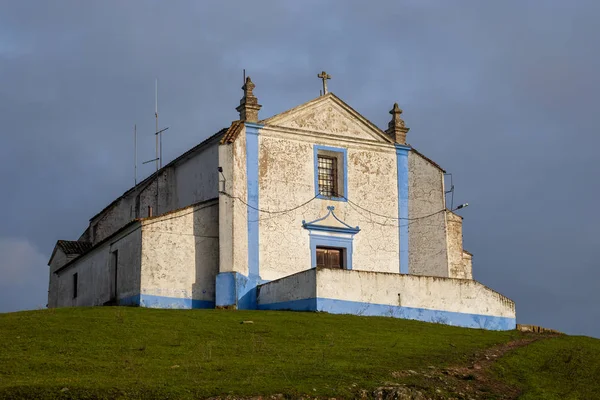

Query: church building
[47,73,516,330]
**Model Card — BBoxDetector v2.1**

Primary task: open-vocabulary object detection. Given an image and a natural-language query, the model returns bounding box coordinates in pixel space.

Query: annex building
[47,74,516,330]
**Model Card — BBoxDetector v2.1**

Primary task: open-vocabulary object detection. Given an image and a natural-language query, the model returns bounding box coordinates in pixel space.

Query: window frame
[308,232,353,270]
[313,145,348,202]
[317,154,338,197]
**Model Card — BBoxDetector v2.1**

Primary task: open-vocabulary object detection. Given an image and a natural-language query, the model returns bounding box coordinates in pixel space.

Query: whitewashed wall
[140,200,219,305]
[54,223,142,307]
[257,269,317,305]
[316,268,515,318]
[408,152,449,277]
[256,268,515,329]
[174,142,219,207]
[48,249,77,308]
[256,127,400,281]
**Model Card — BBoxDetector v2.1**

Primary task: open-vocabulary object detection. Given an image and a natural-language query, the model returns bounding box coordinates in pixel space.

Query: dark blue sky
[1,1,598,337]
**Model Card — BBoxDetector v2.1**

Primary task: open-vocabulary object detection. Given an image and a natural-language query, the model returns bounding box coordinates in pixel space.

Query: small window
[318,155,338,197]
[316,247,344,269]
[73,273,78,299]
[314,146,347,200]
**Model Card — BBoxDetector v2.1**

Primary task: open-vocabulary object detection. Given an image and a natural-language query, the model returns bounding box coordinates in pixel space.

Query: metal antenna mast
[155,79,159,214]
[140,79,170,217]
[134,124,137,187]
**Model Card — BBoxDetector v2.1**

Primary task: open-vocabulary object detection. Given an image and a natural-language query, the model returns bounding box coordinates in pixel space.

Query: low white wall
[316,268,515,318]
[140,200,219,306]
[257,269,316,305]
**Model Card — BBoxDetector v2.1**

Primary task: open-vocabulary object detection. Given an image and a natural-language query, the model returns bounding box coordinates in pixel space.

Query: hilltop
[0,308,598,399]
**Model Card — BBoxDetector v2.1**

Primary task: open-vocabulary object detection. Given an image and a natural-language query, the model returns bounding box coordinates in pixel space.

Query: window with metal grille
[318,155,338,197]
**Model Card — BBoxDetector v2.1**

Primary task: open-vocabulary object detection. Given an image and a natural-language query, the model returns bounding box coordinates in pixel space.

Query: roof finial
[317,71,331,95]
[236,76,262,122]
[386,103,410,144]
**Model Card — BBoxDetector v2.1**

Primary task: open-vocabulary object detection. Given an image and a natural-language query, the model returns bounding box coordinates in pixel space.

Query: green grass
[494,335,600,400]
[0,307,596,399]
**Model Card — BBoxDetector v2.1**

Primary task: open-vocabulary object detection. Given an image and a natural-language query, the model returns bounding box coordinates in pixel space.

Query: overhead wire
[218,190,454,226]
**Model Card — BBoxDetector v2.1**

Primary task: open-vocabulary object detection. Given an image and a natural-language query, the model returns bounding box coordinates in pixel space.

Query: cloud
[0,237,49,312]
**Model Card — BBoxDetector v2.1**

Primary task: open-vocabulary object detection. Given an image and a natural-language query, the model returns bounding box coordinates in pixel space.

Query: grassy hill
[0,308,598,399]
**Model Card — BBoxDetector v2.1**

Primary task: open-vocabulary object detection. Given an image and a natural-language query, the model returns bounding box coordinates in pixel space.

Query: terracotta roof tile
[220,120,243,144]
[56,240,93,255]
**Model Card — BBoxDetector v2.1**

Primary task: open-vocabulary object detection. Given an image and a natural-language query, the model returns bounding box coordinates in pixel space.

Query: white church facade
[47,75,516,330]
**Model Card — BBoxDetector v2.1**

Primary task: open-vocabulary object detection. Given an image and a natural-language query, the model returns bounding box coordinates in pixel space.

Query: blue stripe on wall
[258,297,516,331]
[245,123,262,279]
[395,145,410,274]
[215,272,237,307]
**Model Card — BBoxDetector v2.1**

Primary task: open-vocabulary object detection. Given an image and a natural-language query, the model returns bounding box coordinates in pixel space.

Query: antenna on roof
[444,173,455,211]
[243,69,246,83]
[155,79,159,214]
[139,79,171,216]
[134,124,137,187]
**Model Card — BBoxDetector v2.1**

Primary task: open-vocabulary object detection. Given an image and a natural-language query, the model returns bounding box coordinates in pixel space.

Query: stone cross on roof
[317,71,331,95]
[386,103,410,144]
[236,76,262,123]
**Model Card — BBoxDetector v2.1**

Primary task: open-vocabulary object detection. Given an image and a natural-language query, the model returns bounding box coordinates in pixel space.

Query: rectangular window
[73,273,78,299]
[318,155,338,197]
[316,246,344,269]
[110,250,118,301]
[314,145,347,201]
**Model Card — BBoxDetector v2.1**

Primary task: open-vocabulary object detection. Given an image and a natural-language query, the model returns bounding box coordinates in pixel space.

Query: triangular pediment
[261,93,393,143]
[302,206,361,235]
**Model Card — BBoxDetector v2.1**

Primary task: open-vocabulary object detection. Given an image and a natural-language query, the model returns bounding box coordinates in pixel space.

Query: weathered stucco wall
[257,268,515,329]
[48,249,77,308]
[462,251,473,280]
[315,268,514,318]
[257,269,317,306]
[231,129,249,276]
[140,200,219,307]
[256,127,399,281]
[53,224,142,307]
[408,151,448,277]
[174,142,219,207]
[257,268,515,330]
[446,211,471,279]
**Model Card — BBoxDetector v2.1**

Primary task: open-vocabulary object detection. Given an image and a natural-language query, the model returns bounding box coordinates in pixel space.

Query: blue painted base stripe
[118,294,140,306]
[118,294,214,309]
[258,297,515,331]
[257,298,317,311]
